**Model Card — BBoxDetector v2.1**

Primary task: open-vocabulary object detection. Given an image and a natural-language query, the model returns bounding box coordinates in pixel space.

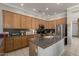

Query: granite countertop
[30,36,62,49]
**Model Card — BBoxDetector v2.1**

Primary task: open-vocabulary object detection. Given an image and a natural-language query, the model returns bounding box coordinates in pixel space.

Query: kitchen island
[29,36,65,56]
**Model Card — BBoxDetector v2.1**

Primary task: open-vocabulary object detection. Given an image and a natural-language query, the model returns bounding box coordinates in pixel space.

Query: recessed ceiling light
[46,8,49,10]
[33,8,36,11]
[20,3,24,7]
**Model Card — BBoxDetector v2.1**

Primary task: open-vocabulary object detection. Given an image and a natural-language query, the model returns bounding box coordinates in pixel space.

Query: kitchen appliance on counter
[37,25,45,38]
[25,29,36,35]
[3,29,29,36]
[9,31,21,36]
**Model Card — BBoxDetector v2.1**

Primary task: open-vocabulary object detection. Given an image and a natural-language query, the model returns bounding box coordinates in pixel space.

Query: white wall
[72,23,78,36]
[67,4,79,44]
[71,12,79,36]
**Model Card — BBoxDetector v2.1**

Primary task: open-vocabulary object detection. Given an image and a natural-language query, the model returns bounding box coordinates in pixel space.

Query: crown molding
[48,12,66,21]
[67,4,79,11]
[2,3,47,20]
[3,3,76,21]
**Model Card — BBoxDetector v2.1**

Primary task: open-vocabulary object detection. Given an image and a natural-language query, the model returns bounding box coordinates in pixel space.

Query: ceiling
[5,3,78,19]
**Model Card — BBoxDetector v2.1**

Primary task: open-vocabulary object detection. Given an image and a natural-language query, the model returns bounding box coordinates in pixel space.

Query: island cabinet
[29,38,64,56]
[3,10,14,28]
[4,37,14,52]
[29,41,38,56]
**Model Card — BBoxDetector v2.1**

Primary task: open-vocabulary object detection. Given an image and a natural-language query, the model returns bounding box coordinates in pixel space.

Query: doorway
[72,20,78,37]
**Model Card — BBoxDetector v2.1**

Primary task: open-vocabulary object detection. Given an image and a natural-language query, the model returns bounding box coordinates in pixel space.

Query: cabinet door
[21,36,28,47]
[14,37,22,49]
[31,18,36,29]
[5,37,14,52]
[3,11,14,28]
[51,21,56,28]
[21,15,27,29]
[59,19,65,24]
[42,20,47,29]
[48,21,52,29]
[46,21,49,29]
[13,13,21,28]
[26,16,32,29]
[56,18,65,25]
[0,41,4,54]
[35,19,40,29]
[48,21,56,29]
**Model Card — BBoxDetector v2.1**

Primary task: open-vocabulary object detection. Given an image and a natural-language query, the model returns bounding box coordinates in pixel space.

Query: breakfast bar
[29,36,65,56]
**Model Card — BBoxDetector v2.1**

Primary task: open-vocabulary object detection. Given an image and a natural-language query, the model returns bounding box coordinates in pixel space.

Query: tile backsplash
[3,29,37,36]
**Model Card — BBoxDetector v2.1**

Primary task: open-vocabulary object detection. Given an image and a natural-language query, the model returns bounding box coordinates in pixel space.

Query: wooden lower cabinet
[21,36,28,47]
[0,41,4,55]
[4,36,28,52]
[13,36,22,49]
[5,37,14,52]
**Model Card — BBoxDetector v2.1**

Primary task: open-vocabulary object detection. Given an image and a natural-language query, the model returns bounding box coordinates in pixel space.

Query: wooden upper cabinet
[21,15,33,29]
[35,19,40,29]
[56,18,65,25]
[3,10,14,28]
[3,10,21,29]
[60,18,65,24]
[26,16,32,29]
[45,21,48,29]
[48,21,56,29]
[13,13,21,28]
[21,15,27,29]
[48,21,51,29]
[31,18,36,29]
[42,20,47,29]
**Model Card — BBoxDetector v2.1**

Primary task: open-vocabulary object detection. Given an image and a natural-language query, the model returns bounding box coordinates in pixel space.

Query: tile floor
[62,37,79,56]
[5,47,29,56]
[4,37,79,56]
